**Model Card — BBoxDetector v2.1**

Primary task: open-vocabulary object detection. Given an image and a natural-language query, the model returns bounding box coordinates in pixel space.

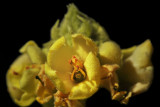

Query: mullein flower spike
[6,3,153,107]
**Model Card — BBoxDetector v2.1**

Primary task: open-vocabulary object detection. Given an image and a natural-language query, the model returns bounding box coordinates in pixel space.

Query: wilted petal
[69,80,99,100]
[118,39,153,103]
[121,46,136,60]
[99,41,121,65]
[128,39,153,69]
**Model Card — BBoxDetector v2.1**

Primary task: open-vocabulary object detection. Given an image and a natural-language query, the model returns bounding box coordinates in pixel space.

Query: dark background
[1,1,159,107]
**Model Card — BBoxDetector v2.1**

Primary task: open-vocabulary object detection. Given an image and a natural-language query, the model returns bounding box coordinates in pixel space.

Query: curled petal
[84,52,100,83]
[19,64,40,93]
[19,40,46,64]
[6,54,35,106]
[118,39,153,103]
[14,92,36,106]
[19,40,38,53]
[99,41,121,65]
[9,54,32,75]
[26,45,46,64]
[69,80,99,100]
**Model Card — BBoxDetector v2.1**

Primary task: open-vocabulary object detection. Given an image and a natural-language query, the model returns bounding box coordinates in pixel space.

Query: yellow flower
[6,41,46,106]
[117,39,153,104]
[45,34,101,101]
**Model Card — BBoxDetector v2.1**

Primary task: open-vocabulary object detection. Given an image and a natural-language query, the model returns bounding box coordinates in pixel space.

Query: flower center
[69,56,86,83]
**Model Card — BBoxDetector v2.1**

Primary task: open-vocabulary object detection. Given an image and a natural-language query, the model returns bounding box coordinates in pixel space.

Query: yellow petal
[19,40,38,53]
[72,34,98,61]
[36,83,53,104]
[99,41,121,65]
[6,54,36,106]
[45,63,72,94]
[47,37,75,94]
[9,53,32,74]
[69,80,99,100]
[84,52,100,83]
[6,54,32,91]
[19,40,46,64]
[27,45,46,64]
[118,39,153,94]
[7,85,24,103]
[7,85,35,106]
[6,68,22,91]
[48,36,73,74]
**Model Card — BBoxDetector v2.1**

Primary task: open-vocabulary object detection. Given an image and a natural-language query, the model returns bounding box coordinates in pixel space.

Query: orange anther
[13,71,18,75]
[69,59,72,64]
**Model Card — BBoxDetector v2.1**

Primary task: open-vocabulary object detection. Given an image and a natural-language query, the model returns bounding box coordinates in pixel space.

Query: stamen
[36,75,44,86]
[113,83,119,91]
[69,56,86,83]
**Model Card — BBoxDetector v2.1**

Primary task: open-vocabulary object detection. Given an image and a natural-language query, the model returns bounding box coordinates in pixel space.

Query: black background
[1,1,159,107]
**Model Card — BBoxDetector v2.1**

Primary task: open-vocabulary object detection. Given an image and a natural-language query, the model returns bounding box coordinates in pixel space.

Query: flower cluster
[6,4,153,107]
